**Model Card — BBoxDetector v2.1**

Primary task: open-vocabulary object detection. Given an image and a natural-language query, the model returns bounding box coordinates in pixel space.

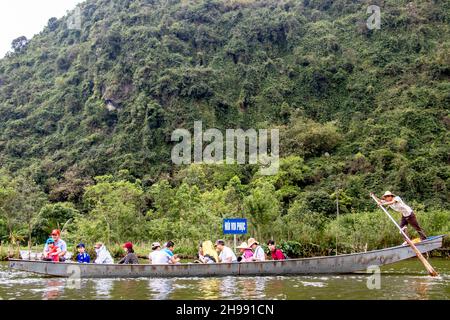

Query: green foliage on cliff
[0,0,448,251]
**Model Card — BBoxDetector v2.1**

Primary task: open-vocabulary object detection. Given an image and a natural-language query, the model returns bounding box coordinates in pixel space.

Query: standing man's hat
[76,243,85,248]
[382,191,395,199]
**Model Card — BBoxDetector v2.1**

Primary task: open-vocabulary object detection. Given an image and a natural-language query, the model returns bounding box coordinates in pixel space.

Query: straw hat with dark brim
[247,238,259,247]
[382,191,396,199]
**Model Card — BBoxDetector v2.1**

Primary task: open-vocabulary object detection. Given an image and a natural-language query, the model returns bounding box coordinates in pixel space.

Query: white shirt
[94,245,114,264]
[253,246,266,261]
[388,196,413,217]
[149,250,168,264]
[219,246,237,263]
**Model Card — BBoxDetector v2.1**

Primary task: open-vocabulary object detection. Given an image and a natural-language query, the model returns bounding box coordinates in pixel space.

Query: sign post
[223,218,248,252]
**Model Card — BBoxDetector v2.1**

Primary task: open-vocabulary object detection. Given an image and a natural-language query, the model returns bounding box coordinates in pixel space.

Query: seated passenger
[236,242,253,262]
[149,242,167,264]
[248,238,266,261]
[197,240,218,263]
[43,238,61,262]
[118,242,139,264]
[215,239,237,263]
[76,243,91,263]
[161,241,180,264]
[94,242,114,264]
[267,240,286,260]
[43,229,67,262]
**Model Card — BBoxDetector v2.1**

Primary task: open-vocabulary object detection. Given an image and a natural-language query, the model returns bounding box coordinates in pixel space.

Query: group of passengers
[212,238,286,263]
[42,230,286,265]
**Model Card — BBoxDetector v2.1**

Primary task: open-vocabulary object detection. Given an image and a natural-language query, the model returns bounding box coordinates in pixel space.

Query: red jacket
[47,246,60,262]
[271,248,285,260]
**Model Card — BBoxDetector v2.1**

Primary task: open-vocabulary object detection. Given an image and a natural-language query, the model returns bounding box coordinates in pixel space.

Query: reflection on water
[95,279,114,299]
[219,277,239,299]
[42,279,65,300]
[231,277,268,299]
[197,278,222,299]
[146,276,270,300]
[0,259,448,300]
[148,278,174,300]
[413,279,430,300]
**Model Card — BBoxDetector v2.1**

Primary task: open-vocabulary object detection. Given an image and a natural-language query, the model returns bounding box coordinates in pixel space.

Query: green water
[0,259,448,300]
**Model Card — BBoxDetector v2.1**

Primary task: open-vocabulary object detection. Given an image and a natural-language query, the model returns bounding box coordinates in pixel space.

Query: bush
[282,116,342,158]
[324,210,450,253]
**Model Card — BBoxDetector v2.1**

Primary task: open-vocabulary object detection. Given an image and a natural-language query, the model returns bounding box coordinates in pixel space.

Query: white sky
[0,0,85,58]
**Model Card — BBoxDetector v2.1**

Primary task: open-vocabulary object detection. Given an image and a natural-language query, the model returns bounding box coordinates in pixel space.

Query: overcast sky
[0,0,85,58]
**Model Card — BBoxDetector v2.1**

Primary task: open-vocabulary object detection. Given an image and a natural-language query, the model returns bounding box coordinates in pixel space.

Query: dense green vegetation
[0,0,448,257]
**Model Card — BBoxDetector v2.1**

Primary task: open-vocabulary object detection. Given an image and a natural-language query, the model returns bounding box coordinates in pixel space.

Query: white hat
[382,191,396,199]
[151,242,161,250]
[236,242,249,249]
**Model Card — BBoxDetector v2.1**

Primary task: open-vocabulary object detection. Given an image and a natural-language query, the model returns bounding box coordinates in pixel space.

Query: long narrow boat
[9,235,445,278]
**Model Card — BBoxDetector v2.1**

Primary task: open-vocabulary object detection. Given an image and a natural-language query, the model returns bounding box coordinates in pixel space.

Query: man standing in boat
[371,191,427,242]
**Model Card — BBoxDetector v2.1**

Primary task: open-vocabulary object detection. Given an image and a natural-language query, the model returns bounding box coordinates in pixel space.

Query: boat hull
[8,236,444,278]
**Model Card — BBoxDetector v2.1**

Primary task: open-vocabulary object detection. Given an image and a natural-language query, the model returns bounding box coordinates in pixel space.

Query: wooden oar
[370,193,438,277]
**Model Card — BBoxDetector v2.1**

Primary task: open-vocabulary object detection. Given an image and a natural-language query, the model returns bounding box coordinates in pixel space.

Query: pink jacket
[241,249,254,262]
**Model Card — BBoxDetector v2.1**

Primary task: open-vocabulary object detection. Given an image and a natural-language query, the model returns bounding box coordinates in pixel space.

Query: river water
[0,259,448,300]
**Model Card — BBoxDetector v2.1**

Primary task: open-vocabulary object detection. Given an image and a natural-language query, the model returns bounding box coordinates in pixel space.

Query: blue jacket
[77,252,91,263]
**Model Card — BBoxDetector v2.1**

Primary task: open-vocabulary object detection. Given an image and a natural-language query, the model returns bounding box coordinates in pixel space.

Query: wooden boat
[9,235,445,278]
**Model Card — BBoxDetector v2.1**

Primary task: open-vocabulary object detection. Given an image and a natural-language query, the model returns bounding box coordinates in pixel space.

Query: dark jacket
[118,252,139,264]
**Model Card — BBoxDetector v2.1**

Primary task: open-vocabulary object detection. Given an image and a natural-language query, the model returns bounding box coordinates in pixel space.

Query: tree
[223,176,247,217]
[148,180,176,219]
[49,165,94,203]
[281,115,342,158]
[47,17,59,31]
[13,175,46,249]
[34,202,79,242]
[0,171,21,243]
[11,36,28,53]
[72,176,145,245]
[0,171,45,246]
[244,180,280,239]
[297,190,336,216]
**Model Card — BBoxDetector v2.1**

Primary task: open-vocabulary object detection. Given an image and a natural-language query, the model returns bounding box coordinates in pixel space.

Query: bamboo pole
[370,193,438,277]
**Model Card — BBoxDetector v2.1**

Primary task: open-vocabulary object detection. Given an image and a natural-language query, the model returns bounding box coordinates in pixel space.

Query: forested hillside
[0,0,448,254]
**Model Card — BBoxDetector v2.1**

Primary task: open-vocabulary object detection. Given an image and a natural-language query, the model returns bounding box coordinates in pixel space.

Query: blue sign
[223,218,247,235]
